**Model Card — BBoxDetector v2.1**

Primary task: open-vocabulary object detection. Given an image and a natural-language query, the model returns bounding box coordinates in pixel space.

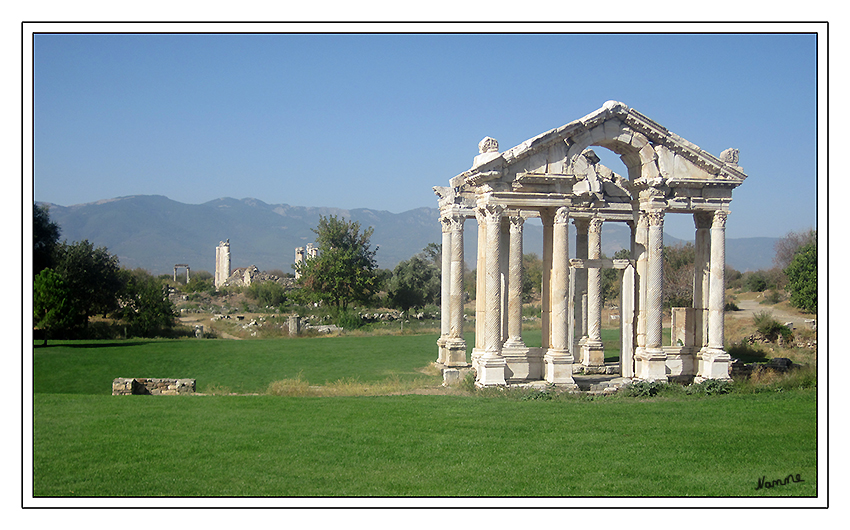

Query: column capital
[509,215,525,231]
[712,210,728,228]
[646,210,665,227]
[694,211,713,229]
[554,206,571,225]
[478,204,505,224]
[588,217,604,234]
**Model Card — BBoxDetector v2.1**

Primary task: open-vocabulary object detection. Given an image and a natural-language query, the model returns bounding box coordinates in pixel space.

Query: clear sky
[33,30,819,241]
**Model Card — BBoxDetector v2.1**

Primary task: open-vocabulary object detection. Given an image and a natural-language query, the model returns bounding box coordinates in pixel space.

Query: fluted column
[504,215,525,349]
[582,217,605,366]
[472,209,487,370]
[445,214,467,367]
[573,218,589,351]
[636,209,667,381]
[698,210,732,380]
[477,205,507,386]
[693,212,712,350]
[436,214,452,364]
[541,210,554,351]
[544,206,577,387]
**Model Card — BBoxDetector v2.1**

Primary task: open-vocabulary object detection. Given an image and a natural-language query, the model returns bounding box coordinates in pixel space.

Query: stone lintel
[569,258,634,269]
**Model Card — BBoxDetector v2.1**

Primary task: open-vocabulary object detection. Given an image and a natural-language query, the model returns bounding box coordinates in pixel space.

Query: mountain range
[39,195,778,275]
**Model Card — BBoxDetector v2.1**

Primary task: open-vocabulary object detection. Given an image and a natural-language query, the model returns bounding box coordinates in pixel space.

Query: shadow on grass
[33,341,154,349]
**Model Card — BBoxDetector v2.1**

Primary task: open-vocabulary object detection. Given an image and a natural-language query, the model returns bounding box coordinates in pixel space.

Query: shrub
[761,290,783,305]
[687,379,734,396]
[752,310,793,342]
[622,380,666,397]
[334,307,364,330]
[743,271,770,292]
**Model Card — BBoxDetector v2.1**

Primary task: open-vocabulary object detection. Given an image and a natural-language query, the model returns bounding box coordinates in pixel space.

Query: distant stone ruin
[294,243,318,279]
[214,239,231,289]
[173,263,190,283]
[219,265,295,289]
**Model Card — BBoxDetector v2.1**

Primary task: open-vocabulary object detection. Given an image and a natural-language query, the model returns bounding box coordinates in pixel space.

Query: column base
[501,343,542,381]
[544,349,578,388]
[476,354,507,387]
[436,336,447,365]
[635,348,668,382]
[696,347,732,381]
[444,338,468,367]
[580,339,605,367]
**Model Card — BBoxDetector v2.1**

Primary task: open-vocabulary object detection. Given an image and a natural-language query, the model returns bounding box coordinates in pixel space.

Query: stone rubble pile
[112,378,196,395]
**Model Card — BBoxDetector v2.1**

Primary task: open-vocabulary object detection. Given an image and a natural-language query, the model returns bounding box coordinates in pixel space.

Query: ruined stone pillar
[541,209,554,351]
[445,214,467,367]
[693,212,712,349]
[573,218,589,352]
[436,214,452,364]
[477,205,507,386]
[636,210,667,381]
[582,217,605,367]
[504,215,525,349]
[698,210,732,381]
[472,209,487,370]
[544,206,576,387]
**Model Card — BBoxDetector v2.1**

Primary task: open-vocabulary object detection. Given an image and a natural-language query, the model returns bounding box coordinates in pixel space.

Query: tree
[296,215,378,310]
[34,204,61,274]
[522,253,543,303]
[53,239,122,329]
[601,249,631,305]
[774,228,817,270]
[33,268,74,344]
[663,243,695,308]
[246,281,288,308]
[785,240,817,313]
[116,269,177,337]
[387,253,440,311]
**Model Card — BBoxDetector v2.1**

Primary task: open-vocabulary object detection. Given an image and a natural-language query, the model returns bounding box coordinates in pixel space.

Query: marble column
[636,210,667,381]
[541,210,554,352]
[582,217,605,366]
[544,206,577,387]
[573,218,589,353]
[693,212,712,350]
[445,214,467,367]
[504,215,526,349]
[698,210,732,381]
[437,214,452,364]
[477,205,507,386]
[472,209,487,370]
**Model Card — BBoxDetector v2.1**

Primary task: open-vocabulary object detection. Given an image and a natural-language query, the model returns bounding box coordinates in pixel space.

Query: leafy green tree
[116,269,177,337]
[296,215,378,310]
[53,240,122,329]
[246,281,288,308]
[387,254,440,311]
[522,253,543,303]
[184,270,215,295]
[33,268,74,344]
[663,243,695,308]
[34,204,61,274]
[785,240,817,313]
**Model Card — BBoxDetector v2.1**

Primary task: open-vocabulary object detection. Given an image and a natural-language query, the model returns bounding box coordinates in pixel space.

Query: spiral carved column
[436,214,452,364]
[697,210,732,381]
[477,205,507,386]
[636,210,667,381]
[581,217,605,367]
[445,214,468,367]
[544,206,577,387]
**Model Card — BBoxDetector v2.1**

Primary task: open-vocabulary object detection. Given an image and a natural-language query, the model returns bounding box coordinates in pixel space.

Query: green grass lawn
[32,334,817,497]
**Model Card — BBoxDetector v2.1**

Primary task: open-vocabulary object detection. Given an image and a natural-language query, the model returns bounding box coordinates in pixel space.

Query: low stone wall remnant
[112,378,196,395]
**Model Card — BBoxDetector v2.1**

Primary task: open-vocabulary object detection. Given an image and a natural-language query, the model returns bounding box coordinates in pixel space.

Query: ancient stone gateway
[173,263,190,283]
[434,101,746,388]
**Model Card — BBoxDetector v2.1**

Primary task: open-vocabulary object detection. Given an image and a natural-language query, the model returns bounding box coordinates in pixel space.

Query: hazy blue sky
[33,31,819,240]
